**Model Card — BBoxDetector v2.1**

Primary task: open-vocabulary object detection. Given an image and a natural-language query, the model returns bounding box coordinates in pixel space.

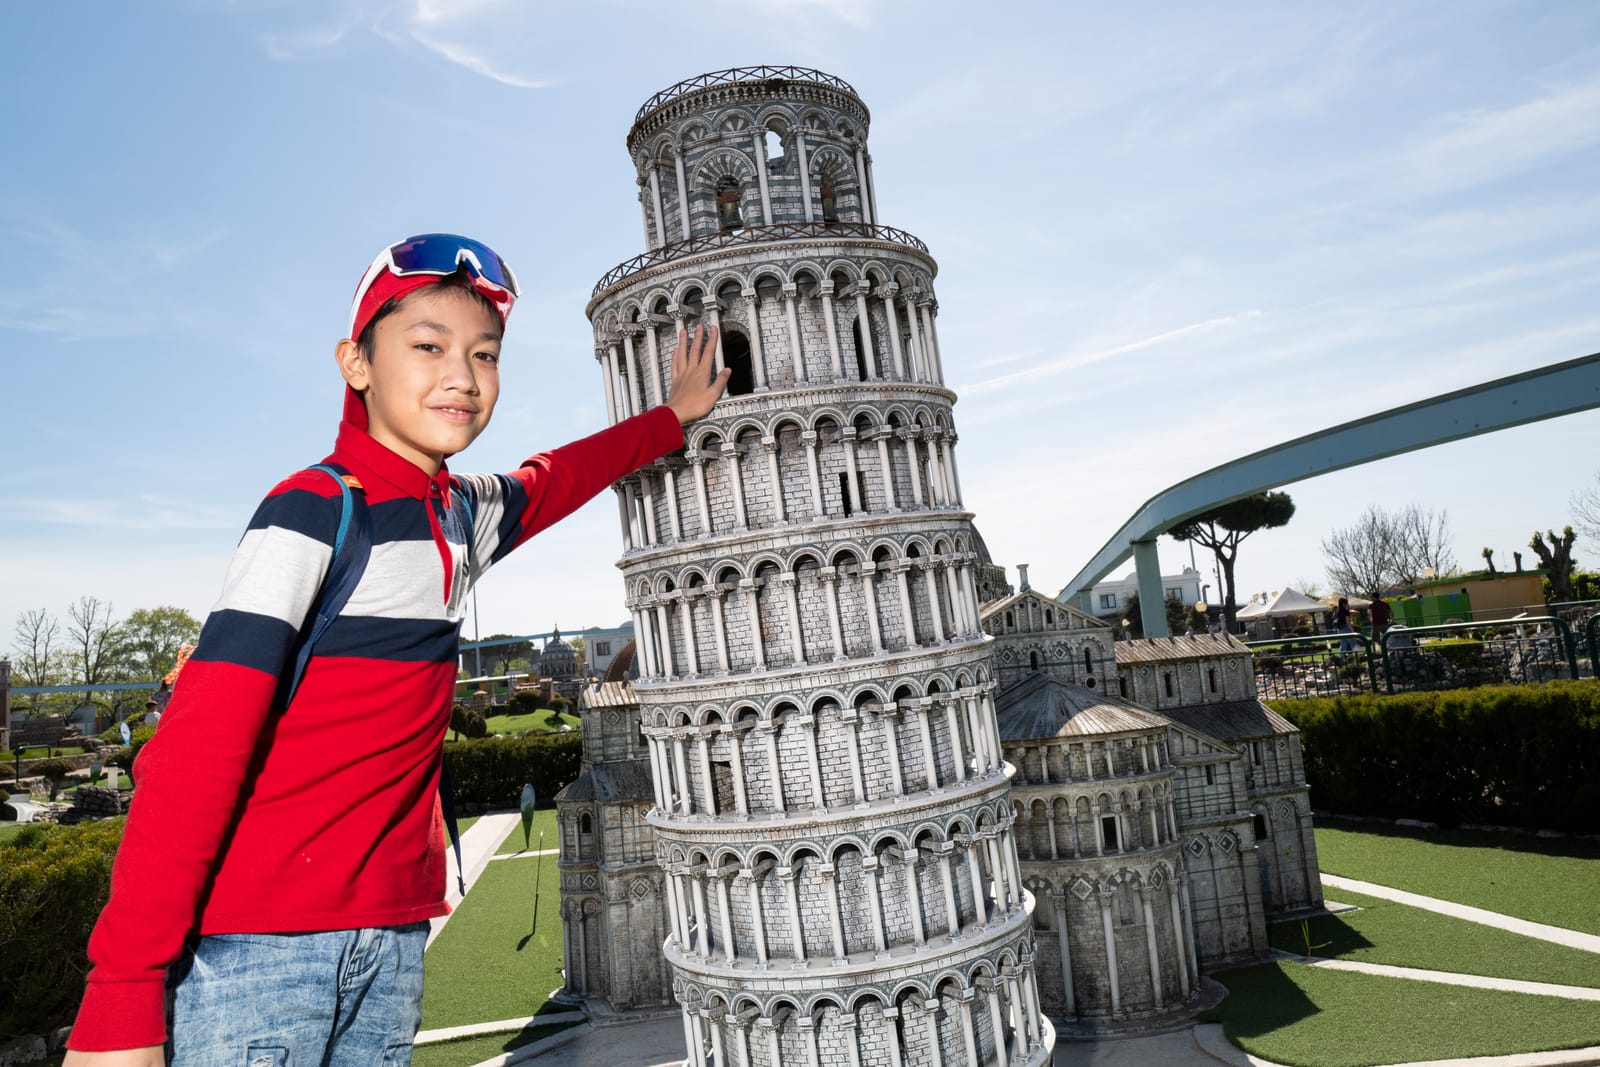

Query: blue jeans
[167,923,428,1067]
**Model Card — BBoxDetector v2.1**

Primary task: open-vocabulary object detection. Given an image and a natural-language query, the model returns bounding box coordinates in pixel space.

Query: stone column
[705,302,725,373]
[710,587,731,673]
[861,564,885,654]
[916,701,941,791]
[853,287,876,379]
[760,1018,781,1065]
[648,166,666,247]
[639,475,660,546]
[783,285,807,384]
[863,856,888,956]
[942,435,963,504]
[780,573,805,665]
[722,442,747,529]
[643,320,665,408]
[714,870,737,962]
[672,734,692,815]
[661,460,683,541]
[690,872,711,955]
[803,431,823,516]
[956,991,980,1066]
[902,431,925,508]
[621,331,644,416]
[742,866,768,966]
[922,563,947,641]
[920,301,943,382]
[1141,884,1164,1008]
[742,289,768,390]
[654,603,675,680]
[822,864,848,962]
[881,284,906,378]
[763,724,785,813]
[921,1001,944,1067]
[631,608,652,676]
[943,562,967,636]
[902,848,926,946]
[800,1016,822,1067]
[706,1010,725,1066]
[762,436,785,522]
[894,565,918,648]
[673,150,691,239]
[819,283,844,379]
[647,735,668,810]
[691,455,712,535]
[681,1009,700,1067]
[841,705,866,804]
[879,703,905,797]
[820,569,846,660]
[781,865,806,964]
[598,350,618,423]
[1099,888,1122,1014]
[621,483,642,548]
[795,128,812,222]
[607,343,631,418]
[902,293,926,381]
[937,848,961,937]
[753,129,772,223]
[741,579,766,670]
[875,431,898,510]
[1168,879,1191,998]
[923,435,945,507]
[804,714,826,808]
[964,837,987,922]
[983,980,1008,1067]
[696,732,716,815]
[842,429,864,513]
[679,596,699,677]
[1054,896,1076,1016]
[726,723,748,812]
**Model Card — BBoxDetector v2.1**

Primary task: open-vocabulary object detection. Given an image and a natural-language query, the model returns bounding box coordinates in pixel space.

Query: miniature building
[542,626,579,681]
[555,681,674,1012]
[584,67,1053,1066]
[980,583,1321,1030]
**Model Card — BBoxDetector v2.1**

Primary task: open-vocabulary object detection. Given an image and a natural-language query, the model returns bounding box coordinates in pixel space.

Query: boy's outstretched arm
[665,325,730,425]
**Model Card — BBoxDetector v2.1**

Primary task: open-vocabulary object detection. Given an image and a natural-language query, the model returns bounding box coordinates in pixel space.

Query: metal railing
[1588,614,1600,679]
[1245,634,1380,700]
[1377,617,1580,694]
[591,221,930,297]
[634,66,859,121]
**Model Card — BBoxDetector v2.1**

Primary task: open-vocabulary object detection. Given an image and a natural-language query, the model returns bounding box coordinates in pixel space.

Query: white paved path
[1322,874,1600,954]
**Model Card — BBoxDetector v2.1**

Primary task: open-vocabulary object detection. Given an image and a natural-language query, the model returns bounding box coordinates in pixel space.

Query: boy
[65,234,726,1065]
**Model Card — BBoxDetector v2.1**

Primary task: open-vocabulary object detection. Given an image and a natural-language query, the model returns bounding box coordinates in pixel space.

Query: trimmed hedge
[0,818,123,1038]
[444,733,583,810]
[1270,681,1600,831]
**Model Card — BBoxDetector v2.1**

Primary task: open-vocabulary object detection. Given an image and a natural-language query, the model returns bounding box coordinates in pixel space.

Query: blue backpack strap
[440,477,476,897]
[279,464,372,709]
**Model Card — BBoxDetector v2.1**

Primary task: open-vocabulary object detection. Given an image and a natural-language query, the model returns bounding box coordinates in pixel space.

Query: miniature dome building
[587,67,1053,1066]
[543,626,579,681]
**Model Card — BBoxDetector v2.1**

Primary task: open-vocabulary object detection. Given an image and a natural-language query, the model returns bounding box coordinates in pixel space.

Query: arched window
[1029,651,1039,671]
[1254,812,1270,841]
[579,812,593,835]
[850,316,867,379]
[722,328,755,396]
[1083,648,1092,672]
[1163,673,1174,698]
[716,176,743,230]
[1005,610,1015,629]
[819,178,838,223]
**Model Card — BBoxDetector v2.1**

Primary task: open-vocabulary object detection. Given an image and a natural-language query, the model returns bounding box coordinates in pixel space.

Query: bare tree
[1528,527,1577,602]
[65,596,129,708]
[1322,505,1456,597]
[11,608,62,711]
[1573,473,1600,545]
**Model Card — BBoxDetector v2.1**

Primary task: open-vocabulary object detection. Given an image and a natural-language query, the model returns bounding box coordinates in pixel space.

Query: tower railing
[591,221,929,297]
[634,66,859,121]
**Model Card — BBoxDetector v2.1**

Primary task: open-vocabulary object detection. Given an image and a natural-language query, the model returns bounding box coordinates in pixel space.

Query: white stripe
[211,526,329,625]
[349,539,458,619]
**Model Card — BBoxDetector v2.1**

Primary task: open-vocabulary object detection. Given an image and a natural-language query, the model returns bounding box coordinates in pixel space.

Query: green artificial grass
[497,807,559,855]
[480,709,581,736]
[421,846,565,1029]
[1207,961,1600,1067]
[1273,889,1600,989]
[412,1020,577,1067]
[1315,818,1600,935]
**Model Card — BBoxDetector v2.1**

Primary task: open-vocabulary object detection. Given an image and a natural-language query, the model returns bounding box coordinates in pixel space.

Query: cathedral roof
[555,759,655,804]
[601,641,637,684]
[1113,633,1250,663]
[1156,699,1298,740]
[994,675,1170,741]
[980,588,1108,630]
[580,680,638,711]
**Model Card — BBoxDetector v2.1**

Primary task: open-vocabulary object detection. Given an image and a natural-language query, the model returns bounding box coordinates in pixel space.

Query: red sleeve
[505,405,683,553]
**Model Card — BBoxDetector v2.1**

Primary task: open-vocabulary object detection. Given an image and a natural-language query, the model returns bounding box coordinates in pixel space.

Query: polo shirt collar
[336,387,451,500]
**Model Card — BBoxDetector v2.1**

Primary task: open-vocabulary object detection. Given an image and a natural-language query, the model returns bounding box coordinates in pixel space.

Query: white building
[1070,566,1206,620]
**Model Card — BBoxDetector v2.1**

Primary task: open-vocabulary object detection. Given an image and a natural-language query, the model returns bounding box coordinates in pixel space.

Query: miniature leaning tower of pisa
[587,67,1055,1067]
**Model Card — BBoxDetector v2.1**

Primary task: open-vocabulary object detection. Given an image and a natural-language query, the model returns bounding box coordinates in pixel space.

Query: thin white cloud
[405,28,550,89]
[747,0,876,30]
[957,311,1264,396]
[1400,77,1600,194]
[259,22,351,59]
[14,495,241,532]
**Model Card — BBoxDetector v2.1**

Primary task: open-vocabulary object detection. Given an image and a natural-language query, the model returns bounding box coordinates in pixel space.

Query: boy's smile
[336,285,502,474]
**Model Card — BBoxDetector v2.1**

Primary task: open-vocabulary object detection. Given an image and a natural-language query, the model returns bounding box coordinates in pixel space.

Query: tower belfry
[587,66,1055,1066]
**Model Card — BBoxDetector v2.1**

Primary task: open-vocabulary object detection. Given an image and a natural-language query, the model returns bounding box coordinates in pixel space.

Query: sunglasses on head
[350,233,521,333]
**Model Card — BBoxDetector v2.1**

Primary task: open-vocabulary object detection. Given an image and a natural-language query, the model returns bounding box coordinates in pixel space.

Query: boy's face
[336,285,502,474]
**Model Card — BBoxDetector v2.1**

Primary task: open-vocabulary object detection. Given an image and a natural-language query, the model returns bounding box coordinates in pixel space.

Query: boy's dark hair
[354,268,502,360]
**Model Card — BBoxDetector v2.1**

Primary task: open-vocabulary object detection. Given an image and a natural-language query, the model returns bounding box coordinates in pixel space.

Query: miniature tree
[1171,491,1296,633]
[1529,527,1577,602]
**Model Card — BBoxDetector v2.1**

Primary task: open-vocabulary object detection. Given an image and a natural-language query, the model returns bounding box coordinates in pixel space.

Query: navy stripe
[191,609,300,676]
[489,475,528,565]
[244,487,340,543]
[315,614,463,662]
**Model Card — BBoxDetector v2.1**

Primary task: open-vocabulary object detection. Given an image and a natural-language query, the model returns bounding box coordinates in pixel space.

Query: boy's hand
[63,1048,165,1066]
[665,325,730,426]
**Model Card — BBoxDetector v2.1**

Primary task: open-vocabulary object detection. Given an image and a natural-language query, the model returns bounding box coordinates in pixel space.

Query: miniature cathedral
[555,66,1320,1058]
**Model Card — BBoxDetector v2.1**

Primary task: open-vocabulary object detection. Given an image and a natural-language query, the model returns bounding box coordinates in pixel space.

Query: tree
[11,609,63,711]
[121,606,201,681]
[567,635,587,674]
[1573,473,1600,545]
[1120,592,1200,639]
[64,597,129,708]
[1321,505,1457,598]
[1528,527,1578,602]
[1170,491,1296,634]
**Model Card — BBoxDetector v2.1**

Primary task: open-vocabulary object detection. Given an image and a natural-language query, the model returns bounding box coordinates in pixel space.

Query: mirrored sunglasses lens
[388,234,516,294]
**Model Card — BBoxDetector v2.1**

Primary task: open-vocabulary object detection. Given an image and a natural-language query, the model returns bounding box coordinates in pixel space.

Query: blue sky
[5,1,1599,645]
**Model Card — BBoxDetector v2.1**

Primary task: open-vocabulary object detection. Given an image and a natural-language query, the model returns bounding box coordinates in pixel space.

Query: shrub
[507,690,545,715]
[1271,681,1600,831]
[0,819,124,1037]
[462,708,488,739]
[445,733,583,810]
[31,758,76,801]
